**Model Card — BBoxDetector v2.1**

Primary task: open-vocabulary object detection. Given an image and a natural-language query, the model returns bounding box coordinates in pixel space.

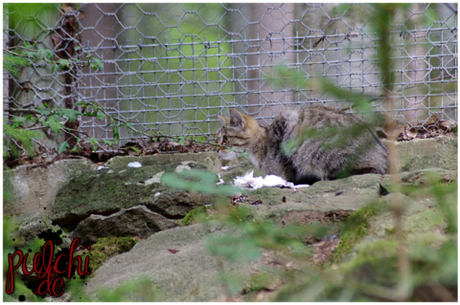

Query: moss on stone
[80,236,138,278]
[181,206,218,226]
[332,202,384,263]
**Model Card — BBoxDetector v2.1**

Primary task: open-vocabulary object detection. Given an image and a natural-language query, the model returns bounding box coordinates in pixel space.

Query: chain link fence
[4,3,458,146]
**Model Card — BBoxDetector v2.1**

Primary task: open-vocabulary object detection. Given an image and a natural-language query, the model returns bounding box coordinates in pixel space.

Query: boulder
[50,161,214,230]
[390,136,457,171]
[3,159,96,216]
[85,221,252,302]
[8,211,62,243]
[73,205,178,246]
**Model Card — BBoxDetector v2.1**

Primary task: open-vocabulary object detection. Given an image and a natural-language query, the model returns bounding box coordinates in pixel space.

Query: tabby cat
[216,105,388,185]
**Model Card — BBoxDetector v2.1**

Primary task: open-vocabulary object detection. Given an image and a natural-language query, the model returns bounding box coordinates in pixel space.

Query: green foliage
[82,277,161,302]
[3,38,114,158]
[182,206,210,226]
[161,169,240,196]
[102,139,114,148]
[3,53,30,78]
[428,181,457,234]
[76,100,141,150]
[3,123,41,158]
[367,4,397,92]
[88,137,99,151]
[332,203,385,263]
[58,141,70,154]
[78,236,138,280]
[207,233,261,262]
[90,58,103,71]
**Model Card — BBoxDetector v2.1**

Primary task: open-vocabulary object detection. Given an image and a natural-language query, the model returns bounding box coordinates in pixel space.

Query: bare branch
[8,137,27,156]
[31,138,52,154]
[7,108,42,115]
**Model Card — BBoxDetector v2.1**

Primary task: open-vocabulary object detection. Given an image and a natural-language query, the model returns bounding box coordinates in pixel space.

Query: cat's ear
[229,108,245,128]
[217,114,230,126]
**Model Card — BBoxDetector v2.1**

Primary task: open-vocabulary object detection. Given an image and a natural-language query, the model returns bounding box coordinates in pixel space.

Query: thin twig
[3,49,27,58]
[386,94,412,301]
[31,138,52,154]
[7,108,42,114]
[8,137,27,156]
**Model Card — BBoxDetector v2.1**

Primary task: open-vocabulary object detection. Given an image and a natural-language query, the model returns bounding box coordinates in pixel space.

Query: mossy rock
[51,162,213,230]
[79,236,138,277]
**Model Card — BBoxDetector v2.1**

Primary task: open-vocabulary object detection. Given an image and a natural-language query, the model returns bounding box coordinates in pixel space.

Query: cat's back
[297,105,360,128]
[269,105,360,139]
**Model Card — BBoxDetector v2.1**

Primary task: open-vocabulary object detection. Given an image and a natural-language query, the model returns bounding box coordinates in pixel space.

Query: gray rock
[390,136,457,172]
[73,205,178,246]
[105,151,243,173]
[352,192,449,258]
[142,189,215,219]
[9,211,61,242]
[4,159,97,216]
[85,221,252,302]
[50,161,212,230]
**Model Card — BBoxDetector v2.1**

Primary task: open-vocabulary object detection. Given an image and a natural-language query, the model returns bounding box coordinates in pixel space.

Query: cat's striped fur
[216,105,389,185]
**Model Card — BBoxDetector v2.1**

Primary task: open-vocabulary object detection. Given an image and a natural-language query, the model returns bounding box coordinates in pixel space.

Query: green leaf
[37,117,47,126]
[103,139,114,147]
[130,146,141,154]
[161,170,240,196]
[58,141,70,154]
[12,117,26,128]
[113,126,120,143]
[23,41,34,51]
[24,51,36,59]
[48,116,62,133]
[36,107,50,116]
[60,109,82,122]
[58,59,71,68]
[96,110,106,121]
[51,64,58,73]
[36,49,54,60]
[89,58,103,71]
[88,137,99,151]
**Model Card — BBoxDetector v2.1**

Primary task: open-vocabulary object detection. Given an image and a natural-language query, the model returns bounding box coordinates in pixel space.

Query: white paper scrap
[128,162,142,168]
[216,174,225,185]
[233,170,309,190]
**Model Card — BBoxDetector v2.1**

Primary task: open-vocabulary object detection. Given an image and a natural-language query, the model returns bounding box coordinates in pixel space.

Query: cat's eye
[223,136,228,143]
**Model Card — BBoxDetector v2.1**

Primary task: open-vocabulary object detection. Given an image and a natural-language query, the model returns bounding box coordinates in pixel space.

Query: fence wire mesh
[4,3,458,145]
